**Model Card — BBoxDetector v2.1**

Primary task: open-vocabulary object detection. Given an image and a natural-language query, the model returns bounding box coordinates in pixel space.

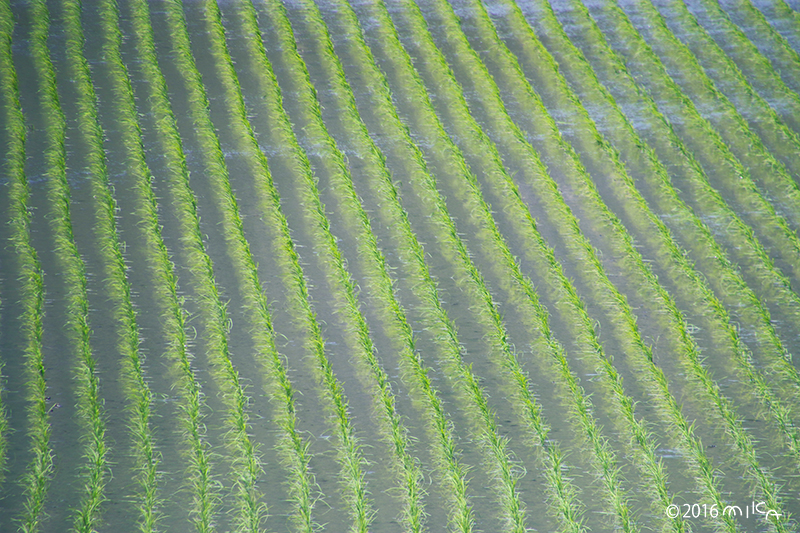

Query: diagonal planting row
[474,0,800,474]
[213,0,432,530]
[407,0,794,530]
[572,0,800,287]
[1,1,53,530]
[659,0,800,140]
[745,0,800,57]
[61,0,164,530]
[30,0,110,529]
[124,0,222,528]
[306,0,672,529]
[513,0,800,395]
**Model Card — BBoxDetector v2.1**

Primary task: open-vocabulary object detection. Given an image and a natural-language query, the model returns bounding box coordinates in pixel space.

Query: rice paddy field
[1,0,800,530]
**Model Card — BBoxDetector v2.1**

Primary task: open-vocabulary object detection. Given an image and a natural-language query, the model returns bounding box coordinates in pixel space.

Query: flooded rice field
[1,0,800,530]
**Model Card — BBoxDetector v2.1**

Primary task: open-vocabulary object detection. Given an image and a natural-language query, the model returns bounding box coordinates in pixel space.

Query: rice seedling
[578,0,800,286]
[149,1,275,530]
[27,0,111,528]
[413,0,794,529]
[71,0,165,529]
[162,0,382,530]
[124,0,223,529]
[302,0,640,530]
[2,3,54,530]
[652,0,800,176]
[620,0,800,228]
[215,1,431,530]
[499,0,800,464]
[710,0,800,95]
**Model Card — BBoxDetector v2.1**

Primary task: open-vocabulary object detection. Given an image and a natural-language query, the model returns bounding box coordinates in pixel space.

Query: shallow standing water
[1,0,799,531]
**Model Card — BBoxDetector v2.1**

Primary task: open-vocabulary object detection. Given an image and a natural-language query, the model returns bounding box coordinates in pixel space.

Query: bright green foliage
[222,0,429,530]
[1,0,799,531]
[3,1,53,531]
[84,0,164,529]
[26,0,109,530]
[125,0,220,530]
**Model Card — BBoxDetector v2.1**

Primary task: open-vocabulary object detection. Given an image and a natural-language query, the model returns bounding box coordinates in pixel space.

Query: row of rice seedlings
[429,0,797,528]
[154,0,275,529]
[496,0,800,460]
[622,0,800,229]
[408,0,786,531]
[220,0,433,530]
[374,0,683,529]
[532,2,800,328]
[73,0,164,529]
[479,0,800,468]
[653,0,800,179]
[754,0,800,47]
[255,1,481,528]
[1,2,53,529]
[286,2,536,531]
[32,0,110,528]
[151,2,319,531]
[710,0,800,95]
[316,0,628,529]
[710,0,800,124]
[125,0,221,528]
[170,0,376,528]
[507,0,800,385]
[579,0,800,285]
